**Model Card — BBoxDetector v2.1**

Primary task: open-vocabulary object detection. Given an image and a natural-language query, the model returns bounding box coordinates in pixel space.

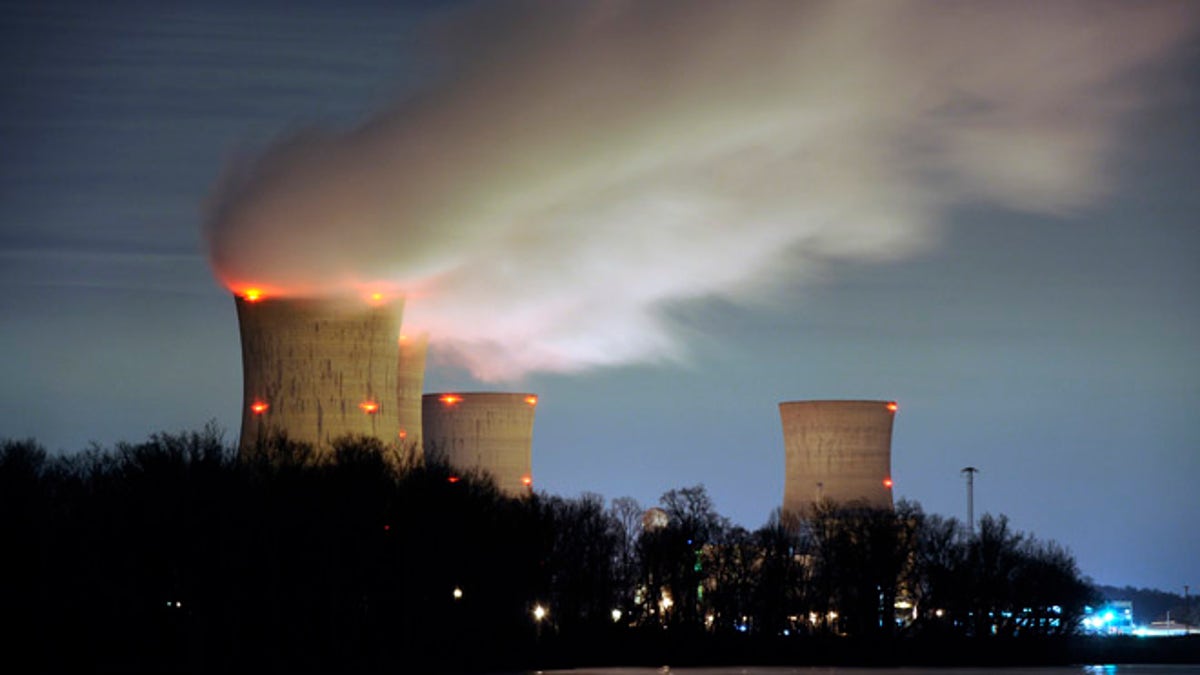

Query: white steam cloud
[206,0,1197,380]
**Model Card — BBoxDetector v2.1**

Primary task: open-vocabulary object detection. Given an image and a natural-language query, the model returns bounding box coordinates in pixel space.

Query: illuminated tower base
[780,399,897,516]
[396,332,428,463]
[236,294,403,457]
[422,392,537,497]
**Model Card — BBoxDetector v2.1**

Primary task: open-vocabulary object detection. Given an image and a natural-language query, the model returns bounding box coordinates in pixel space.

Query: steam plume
[206,0,1197,380]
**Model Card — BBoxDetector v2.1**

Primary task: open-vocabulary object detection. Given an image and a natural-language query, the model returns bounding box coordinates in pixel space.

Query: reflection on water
[537,667,1200,675]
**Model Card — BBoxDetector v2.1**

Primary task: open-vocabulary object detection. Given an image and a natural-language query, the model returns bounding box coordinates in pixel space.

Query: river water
[542,662,1200,667]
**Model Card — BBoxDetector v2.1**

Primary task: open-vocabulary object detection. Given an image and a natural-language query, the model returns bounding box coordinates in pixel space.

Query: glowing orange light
[883,477,894,488]
[251,401,269,414]
[440,394,462,405]
[525,395,538,406]
[398,429,408,439]
[521,475,533,487]
[359,401,379,414]
[244,288,263,302]
[448,475,461,484]
[399,334,407,342]
[886,402,898,412]
[370,292,384,302]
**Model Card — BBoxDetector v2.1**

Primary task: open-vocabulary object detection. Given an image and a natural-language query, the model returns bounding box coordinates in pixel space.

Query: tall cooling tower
[779,399,897,515]
[422,392,537,497]
[236,294,403,455]
[396,332,428,460]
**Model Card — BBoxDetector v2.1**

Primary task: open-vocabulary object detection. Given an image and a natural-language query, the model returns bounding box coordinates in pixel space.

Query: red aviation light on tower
[886,401,898,413]
[883,477,894,489]
[359,401,379,414]
[525,395,538,406]
[447,475,461,484]
[521,474,533,487]
[440,394,462,406]
[251,401,269,415]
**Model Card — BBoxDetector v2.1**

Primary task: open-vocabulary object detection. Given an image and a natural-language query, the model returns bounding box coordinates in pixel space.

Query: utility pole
[961,467,979,536]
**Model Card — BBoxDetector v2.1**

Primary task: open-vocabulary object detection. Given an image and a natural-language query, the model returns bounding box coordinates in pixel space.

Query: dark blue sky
[1,1,1197,592]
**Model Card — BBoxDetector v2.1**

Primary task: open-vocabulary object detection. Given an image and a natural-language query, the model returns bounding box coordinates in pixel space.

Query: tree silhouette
[2,428,1110,672]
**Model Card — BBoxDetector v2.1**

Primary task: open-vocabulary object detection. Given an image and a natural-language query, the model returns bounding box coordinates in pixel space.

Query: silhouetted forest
[0,428,1159,673]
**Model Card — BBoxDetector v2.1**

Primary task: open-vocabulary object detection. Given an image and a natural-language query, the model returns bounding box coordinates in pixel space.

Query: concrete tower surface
[236,294,403,455]
[396,332,428,461]
[422,392,537,497]
[779,399,896,515]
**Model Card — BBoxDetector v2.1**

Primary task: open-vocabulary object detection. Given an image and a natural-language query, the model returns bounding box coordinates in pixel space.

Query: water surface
[537,667,1200,675]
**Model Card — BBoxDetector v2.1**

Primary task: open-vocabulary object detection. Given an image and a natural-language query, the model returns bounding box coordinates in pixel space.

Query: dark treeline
[0,429,1177,673]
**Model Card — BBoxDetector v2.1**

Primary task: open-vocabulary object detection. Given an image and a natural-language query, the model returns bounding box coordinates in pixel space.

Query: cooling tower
[396,332,428,460]
[779,400,897,515]
[236,294,403,456]
[422,392,537,497]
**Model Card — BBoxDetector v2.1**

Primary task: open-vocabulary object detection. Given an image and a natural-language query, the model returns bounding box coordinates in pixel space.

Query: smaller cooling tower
[396,332,428,461]
[779,399,897,515]
[422,392,537,497]
[236,294,402,456]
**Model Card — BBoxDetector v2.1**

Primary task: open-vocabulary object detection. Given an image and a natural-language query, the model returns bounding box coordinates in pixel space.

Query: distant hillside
[1096,585,1195,626]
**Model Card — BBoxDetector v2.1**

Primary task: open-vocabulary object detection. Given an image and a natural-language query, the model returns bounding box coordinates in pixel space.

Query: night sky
[2,1,1197,593]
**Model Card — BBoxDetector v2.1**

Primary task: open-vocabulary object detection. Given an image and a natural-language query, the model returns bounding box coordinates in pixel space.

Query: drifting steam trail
[205,0,1197,380]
